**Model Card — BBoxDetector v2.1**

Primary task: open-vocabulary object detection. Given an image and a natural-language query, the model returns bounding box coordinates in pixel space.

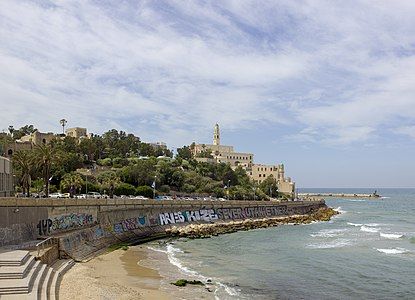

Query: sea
[146,188,415,299]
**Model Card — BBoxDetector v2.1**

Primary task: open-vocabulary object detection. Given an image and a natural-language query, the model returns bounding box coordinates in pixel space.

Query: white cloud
[0,0,415,149]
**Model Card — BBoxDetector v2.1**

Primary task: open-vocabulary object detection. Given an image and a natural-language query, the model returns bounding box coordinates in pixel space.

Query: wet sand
[59,247,171,300]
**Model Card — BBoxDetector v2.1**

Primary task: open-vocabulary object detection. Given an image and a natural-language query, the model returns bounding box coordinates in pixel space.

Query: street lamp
[227,180,230,200]
[152,175,157,199]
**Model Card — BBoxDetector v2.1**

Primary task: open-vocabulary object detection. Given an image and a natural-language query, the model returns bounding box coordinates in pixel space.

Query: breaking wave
[360,226,380,233]
[310,228,348,238]
[380,233,404,239]
[376,248,409,255]
[163,244,240,298]
[333,206,346,214]
[307,239,352,249]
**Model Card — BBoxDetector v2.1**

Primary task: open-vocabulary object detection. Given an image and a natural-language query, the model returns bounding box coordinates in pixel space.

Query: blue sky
[1,1,415,187]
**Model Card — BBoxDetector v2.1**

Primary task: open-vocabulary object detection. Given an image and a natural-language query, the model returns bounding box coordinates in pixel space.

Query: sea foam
[333,206,346,214]
[360,226,380,233]
[307,239,352,249]
[347,222,363,227]
[310,228,348,238]
[380,233,404,239]
[164,244,240,298]
[376,248,409,255]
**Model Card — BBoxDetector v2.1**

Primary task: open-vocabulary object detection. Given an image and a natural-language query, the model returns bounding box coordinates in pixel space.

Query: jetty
[298,192,380,198]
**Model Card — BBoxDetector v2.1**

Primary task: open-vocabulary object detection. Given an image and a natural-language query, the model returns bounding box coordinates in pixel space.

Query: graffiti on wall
[216,206,288,220]
[111,216,147,234]
[37,213,94,235]
[159,209,218,225]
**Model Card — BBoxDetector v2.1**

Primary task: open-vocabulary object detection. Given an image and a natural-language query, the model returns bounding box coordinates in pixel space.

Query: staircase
[0,250,74,299]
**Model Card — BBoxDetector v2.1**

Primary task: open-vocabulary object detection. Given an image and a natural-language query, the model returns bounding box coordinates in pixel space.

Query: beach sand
[59,244,215,300]
[59,246,171,300]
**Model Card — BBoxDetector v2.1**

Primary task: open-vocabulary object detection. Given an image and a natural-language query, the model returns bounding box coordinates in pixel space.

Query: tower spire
[213,123,220,145]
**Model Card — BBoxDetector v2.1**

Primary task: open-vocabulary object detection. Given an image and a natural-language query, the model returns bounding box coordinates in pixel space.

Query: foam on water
[307,239,352,249]
[333,206,346,214]
[163,244,240,298]
[360,225,380,233]
[347,222,363,227]
[380,233,404,239]
[376,248,409,255]
[310,228,348,238]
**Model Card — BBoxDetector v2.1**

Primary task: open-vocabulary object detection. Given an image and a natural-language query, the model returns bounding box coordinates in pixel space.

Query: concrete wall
[0,198,325,260]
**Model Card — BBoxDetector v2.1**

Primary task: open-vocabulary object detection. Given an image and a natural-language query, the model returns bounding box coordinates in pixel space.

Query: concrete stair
[0,250,74,299]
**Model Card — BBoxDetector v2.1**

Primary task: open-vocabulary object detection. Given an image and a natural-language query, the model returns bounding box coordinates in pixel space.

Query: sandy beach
[59,244,215,300]
[59,246,171,300]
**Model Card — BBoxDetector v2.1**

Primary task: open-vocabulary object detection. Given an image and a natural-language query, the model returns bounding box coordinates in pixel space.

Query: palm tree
[34,144,55,197]
[60,119,67,134]
[12,150,34,197]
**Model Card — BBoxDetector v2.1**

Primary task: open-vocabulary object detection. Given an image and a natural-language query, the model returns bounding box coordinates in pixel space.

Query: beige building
[193,124,295,198]
[248,163,295,197]
[4,130,55,158]
[193,124,254,168]
[19,130,55,145]
[65,127,88,139]
[0,156,13,197]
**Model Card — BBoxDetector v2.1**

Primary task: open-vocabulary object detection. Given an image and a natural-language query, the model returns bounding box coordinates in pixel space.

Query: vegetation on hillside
[2,126,280,200]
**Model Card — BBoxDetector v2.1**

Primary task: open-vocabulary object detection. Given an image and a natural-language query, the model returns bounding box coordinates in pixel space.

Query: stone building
[0,156,13,197]
[65,127,88,139]
[193,124,295,197]
[249,163,295,196]
[4,130,55,158]
[193,124,254,169]
[19,130,55,145]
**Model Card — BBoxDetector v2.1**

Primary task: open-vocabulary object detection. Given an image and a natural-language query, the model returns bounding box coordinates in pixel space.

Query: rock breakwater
[165,207,339,239]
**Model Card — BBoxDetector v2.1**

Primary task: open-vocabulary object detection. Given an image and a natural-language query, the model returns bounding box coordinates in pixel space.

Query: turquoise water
[156,188,415,299]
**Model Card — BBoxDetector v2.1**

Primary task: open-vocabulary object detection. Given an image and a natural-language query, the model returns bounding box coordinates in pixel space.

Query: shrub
[136,186,153,198]
[114,183,136,196]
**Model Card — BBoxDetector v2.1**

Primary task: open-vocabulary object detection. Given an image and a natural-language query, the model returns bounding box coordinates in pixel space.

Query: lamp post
[153,175,157,199]
[227,180,230,200]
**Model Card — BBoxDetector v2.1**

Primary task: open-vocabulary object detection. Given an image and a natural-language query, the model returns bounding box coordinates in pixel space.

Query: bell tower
[213,123,220,145]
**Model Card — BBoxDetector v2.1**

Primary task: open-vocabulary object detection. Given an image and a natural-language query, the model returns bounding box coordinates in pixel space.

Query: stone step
[39,267,54,300]
[50,259,75,300]
[0,260,41,295]
[25,263,48,300]
[0,250,30,266]
[0,256,36,279]
[47,270,57,300]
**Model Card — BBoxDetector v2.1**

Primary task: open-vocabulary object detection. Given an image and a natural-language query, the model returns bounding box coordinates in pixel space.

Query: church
[192,124,295,197]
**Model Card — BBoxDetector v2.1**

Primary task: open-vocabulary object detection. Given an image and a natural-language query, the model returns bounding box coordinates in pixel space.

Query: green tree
[259,175,278,198]
[33,144,55,197]
[136,186,153,198]
[60,172,84,192]
[176,146,192,160]
[12,150,34,196]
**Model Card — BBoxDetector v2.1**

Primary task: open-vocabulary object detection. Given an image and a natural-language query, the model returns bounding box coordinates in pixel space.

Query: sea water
[151,188,415,299]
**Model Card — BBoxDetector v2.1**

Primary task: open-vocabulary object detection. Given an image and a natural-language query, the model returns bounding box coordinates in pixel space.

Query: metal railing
[36,237,57,256]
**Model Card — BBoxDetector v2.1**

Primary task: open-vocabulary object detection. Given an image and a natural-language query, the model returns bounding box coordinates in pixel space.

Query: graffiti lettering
[159,209,218,225]
[37,213,94,235]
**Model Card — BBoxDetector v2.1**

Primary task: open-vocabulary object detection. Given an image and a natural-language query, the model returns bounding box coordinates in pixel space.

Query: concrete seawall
[0,198,326,261]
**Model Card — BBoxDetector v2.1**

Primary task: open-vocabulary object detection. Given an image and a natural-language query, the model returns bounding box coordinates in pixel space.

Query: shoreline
[59,244,216,300]
[60,208,338,299]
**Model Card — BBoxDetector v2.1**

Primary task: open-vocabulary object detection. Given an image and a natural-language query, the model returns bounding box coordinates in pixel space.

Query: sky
[1,0,415,188]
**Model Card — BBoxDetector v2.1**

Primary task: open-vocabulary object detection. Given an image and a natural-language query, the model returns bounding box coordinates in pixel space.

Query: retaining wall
[0,198,326,260]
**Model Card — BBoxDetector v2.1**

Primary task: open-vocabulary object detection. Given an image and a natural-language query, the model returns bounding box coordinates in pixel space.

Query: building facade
[0,156,13,197]
[193,124,254,169]
[65,127,88,139]
[19,130,55,145]
[193,124,295,197]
